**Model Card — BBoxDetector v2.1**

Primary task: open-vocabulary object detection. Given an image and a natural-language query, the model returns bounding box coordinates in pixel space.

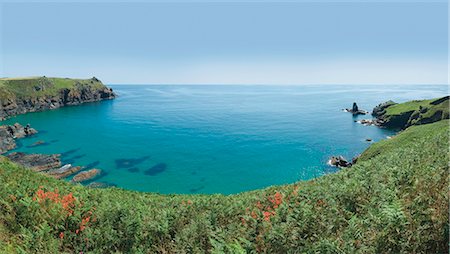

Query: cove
[2,84,447,194]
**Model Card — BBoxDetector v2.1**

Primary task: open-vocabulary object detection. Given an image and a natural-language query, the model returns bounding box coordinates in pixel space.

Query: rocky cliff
[372,96,449,129]
[0,76,115,118]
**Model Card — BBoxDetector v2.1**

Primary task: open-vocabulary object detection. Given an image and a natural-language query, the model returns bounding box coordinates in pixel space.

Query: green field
[0,117,448,253]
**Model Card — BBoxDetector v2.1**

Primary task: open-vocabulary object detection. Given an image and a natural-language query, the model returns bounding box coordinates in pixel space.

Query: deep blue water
[2,85,448,194]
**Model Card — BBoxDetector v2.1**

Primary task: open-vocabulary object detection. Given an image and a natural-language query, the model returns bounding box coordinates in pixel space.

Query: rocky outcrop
[371,96,449,129]
[0,77,115,118]
[372,100,397,117]
[344,102,368,115]
[47,164,83,179]
[0,123,37,153]
[328,156,351,168]
[6,152,61,172]
[72,169,101,183]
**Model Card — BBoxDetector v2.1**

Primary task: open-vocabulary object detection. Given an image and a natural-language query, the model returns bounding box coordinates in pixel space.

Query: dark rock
[144,163,167,176]
[365,138,372,142]
[115,156,150,169]
[344,102,368,115]
[72,169,101,182]
[328,156,351,168]
[7,152,61,172]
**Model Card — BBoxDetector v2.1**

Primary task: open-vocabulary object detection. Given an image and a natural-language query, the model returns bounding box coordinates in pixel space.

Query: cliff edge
[0,76,115,118]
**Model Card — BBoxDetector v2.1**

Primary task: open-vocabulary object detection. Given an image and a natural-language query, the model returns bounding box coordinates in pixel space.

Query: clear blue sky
[0,0,448,84]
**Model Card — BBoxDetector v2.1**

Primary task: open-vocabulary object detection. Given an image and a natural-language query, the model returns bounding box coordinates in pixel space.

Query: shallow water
[3,85,447,194]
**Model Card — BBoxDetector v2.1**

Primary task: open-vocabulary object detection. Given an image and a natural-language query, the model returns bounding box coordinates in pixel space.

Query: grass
[0,118,448,253]
[0,77,106,100]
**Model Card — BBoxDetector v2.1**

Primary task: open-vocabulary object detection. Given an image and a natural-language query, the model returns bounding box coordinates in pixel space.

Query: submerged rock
[72,169,101,183]
[7,152,61,172]
[86,181,116,188]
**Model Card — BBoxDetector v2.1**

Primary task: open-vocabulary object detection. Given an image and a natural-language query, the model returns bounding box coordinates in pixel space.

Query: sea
[3,84,447,194]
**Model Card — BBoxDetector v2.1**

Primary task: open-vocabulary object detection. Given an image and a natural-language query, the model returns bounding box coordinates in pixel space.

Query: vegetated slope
[0,76,115,118]
[0,120,448,253]
[372,96,449,129]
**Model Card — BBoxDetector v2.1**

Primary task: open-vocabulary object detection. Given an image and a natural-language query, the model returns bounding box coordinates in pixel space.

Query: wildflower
[59,232,64,239]
[263,211,272,221]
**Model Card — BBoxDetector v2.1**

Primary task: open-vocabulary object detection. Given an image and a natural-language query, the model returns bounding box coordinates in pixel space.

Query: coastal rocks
[72,169,101,183]
[0,123,37,153]
[355,119,384,127]
[372,100,397,117]
[343,102,368,115]
[370,96,449,129]
[328,156,351,168]
[47,164,83,179]
[0,77,116,118]
[6,152,61,172]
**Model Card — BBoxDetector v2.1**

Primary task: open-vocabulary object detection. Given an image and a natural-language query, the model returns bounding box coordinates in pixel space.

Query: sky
[0,0,448,85]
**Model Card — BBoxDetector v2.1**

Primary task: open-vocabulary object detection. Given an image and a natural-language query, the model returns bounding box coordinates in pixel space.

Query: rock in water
[352,102,359,112]
[0,123,38,153]
[6,152,61,172]
[72,169,101,182]
[344,102,368,115]
[47,165,83,179]
[328,156,351,168]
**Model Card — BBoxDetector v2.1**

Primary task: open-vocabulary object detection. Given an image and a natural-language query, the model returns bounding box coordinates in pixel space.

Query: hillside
[372,96,449,129]
[0,77,115,118]
[0,118,448,253]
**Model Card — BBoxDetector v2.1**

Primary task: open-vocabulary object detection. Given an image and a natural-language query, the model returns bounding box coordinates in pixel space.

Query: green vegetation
[377,96,449,129]
[0,76,105,100]
[0,118,448,253]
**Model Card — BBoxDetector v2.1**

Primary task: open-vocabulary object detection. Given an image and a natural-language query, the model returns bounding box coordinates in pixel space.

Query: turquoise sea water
[2,85,448,194]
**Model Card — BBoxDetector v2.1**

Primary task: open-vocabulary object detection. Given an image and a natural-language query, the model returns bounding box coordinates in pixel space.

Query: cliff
[0,76,115,118]
[372,96,449,129]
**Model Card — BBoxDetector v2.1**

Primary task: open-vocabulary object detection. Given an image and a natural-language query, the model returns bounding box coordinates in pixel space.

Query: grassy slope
[0,119,448,253]
[0,77,106,100]
[380,96,449,128]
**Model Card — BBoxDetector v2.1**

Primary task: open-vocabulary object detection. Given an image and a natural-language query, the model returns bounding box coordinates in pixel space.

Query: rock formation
[6,152,61,172]
[328,156,351,168]
[47,165,83,179]
[72,169,101,182]
[0,123,38,153]
[0,77,115,118]
[344,102,368,115]
[371,96,449,129]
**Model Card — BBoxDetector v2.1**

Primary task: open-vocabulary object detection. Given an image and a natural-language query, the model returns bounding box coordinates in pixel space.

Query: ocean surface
[3,85,448,194]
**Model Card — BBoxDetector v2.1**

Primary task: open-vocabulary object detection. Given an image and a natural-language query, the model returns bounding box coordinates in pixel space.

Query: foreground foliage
[0,120,448,253]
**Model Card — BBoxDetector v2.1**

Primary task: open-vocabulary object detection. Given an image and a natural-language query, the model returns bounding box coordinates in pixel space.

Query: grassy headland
[0,76,115,118]
[0,118,448,253]
[373,96,449,129]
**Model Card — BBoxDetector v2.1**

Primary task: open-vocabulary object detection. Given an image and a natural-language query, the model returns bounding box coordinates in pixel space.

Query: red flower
[59,232,64,239]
